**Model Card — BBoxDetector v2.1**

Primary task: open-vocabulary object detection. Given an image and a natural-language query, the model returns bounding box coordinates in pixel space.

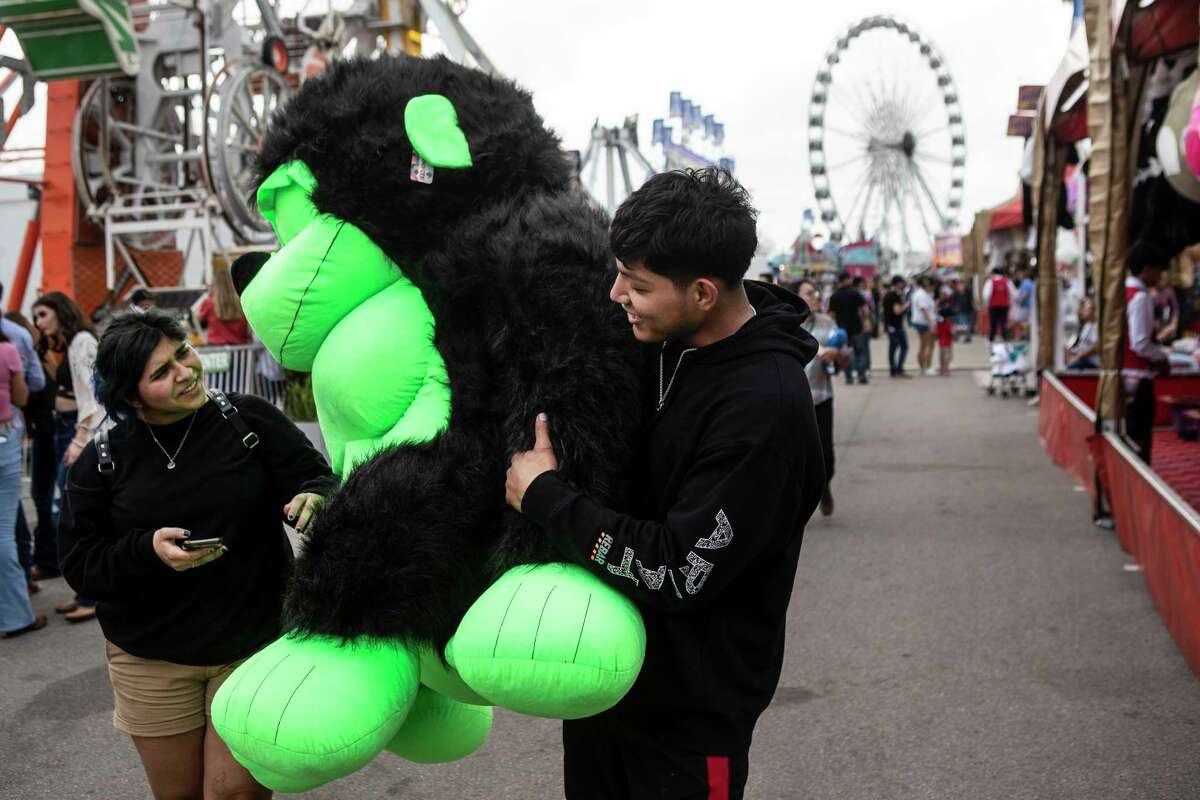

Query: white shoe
[924,368,939,377]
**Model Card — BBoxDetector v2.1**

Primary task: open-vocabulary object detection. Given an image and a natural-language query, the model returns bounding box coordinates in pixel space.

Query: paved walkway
[2,363,1198,799]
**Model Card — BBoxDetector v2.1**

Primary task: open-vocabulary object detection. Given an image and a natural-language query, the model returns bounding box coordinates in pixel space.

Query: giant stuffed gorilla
[212,55,646,792]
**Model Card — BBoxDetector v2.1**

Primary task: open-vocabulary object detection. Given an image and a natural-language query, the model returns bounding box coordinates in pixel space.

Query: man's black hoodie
[523,280,825,752]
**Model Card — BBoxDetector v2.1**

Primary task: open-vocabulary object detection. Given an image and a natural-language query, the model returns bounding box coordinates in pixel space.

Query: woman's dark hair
[94,310,190,420]
[32,291,96,355]
[609,167,758,287]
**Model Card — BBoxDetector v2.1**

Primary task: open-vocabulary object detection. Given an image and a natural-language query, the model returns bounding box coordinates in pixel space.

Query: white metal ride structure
[67,0,490,308]
[807,16,966,272]
[577,117,656,215]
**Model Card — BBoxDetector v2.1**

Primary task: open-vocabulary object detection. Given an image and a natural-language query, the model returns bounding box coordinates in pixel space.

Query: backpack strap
[96,390,261,472]
[95,427,114,473]
[207,389,261,449]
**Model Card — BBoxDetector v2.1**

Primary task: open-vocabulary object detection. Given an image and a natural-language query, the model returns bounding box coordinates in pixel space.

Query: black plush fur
[253,56,642,652]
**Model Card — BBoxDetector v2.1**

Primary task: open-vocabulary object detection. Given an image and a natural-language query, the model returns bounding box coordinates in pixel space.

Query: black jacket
[523,281,825,751]
[58,394,334,666]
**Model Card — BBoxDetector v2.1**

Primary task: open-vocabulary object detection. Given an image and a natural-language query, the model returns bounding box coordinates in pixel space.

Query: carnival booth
[1037,0,1200,679]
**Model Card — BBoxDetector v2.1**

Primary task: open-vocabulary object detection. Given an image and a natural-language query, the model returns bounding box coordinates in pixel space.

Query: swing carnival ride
[807,15,966,273]
[576,93,733,217]
[0,0,492,314]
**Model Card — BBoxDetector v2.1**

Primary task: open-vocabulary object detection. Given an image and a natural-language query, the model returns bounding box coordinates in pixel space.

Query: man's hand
[506,413,558,513]
[817,347,849,369]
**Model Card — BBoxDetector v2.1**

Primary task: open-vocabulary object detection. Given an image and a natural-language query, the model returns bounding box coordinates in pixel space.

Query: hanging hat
[1156,68,1200,203]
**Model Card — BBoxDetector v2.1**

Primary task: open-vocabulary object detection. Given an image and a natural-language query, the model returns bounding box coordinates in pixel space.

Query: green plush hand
[384,686,493,764]
[448,562,646,719]
[212,634,420,793]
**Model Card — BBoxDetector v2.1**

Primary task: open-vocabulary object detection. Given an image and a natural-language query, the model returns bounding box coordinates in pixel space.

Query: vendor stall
[1032,0,1200,680]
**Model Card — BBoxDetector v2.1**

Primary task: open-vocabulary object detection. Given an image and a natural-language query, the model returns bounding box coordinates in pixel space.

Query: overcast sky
[0,0,1075,256]
[455,0,1075,252]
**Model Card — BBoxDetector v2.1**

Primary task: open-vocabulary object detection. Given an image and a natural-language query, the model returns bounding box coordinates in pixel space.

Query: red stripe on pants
[706,755,729,800]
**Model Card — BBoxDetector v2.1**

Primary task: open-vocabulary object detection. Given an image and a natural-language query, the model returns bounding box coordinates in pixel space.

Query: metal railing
[195,344,287,408]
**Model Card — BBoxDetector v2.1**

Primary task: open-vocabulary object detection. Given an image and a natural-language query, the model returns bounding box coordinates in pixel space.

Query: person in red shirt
[196,267,251,346]
[983,267,1014,342]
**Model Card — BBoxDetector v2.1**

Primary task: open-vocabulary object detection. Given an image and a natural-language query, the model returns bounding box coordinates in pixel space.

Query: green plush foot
[418,645,491,705]
[384,686,493,763]
[447,563,646,719]
[212,633,420,793]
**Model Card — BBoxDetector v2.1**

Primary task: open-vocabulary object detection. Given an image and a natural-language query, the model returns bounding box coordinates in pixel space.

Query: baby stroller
[987,341,1033,397]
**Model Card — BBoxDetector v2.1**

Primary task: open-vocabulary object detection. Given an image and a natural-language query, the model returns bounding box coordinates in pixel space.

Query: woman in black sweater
[58,310,334,800]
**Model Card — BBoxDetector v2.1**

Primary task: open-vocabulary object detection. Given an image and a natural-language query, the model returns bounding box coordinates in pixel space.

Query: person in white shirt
[1065,297,1100,369]
[910,276,937,376]
[797,279,849,516]
[1124,243,1171,464]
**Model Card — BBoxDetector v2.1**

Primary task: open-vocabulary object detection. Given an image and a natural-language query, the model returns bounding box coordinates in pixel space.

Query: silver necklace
[658,343,696,411]
[145,411,198,470]
[657,307,757,412]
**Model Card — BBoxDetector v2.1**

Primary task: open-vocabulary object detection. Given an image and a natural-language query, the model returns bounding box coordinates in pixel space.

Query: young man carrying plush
[506,167,825,799]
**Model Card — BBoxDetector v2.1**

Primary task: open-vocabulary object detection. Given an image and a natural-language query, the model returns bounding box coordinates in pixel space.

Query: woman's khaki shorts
[104,641,245,738]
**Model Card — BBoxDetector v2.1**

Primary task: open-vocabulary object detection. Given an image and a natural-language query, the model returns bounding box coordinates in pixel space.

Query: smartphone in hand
[180,537,225,551]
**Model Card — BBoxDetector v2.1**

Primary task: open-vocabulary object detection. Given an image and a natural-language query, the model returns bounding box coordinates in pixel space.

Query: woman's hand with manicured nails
[285,492,324,534]
[152,527,226,571]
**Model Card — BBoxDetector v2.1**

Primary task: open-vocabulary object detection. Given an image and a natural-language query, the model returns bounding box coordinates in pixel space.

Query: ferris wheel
[808,16,966,269]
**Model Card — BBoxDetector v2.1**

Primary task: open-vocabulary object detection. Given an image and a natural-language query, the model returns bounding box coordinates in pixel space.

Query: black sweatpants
[563,716,749,799]
[886,325,908,375]
[814,398,834,485]
[988,307,1009,342]
[1125,377,1156,465]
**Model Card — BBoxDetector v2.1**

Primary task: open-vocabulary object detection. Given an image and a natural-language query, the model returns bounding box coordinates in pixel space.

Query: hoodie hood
[687,280,818,367]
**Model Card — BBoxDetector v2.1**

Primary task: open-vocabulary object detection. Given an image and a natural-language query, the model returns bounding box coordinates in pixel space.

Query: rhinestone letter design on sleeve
[679,551,714,595]
[694,509,733,550]
[666,569,684,599]
[606,546,640,586]
[634,559,667,591]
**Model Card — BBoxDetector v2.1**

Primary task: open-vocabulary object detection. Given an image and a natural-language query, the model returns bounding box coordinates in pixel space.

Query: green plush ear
[404,94,473,168]
[257,160,319,246]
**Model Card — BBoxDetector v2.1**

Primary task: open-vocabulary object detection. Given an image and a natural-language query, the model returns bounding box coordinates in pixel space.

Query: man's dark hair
[851,276,864,288]
[610,167,758,287]
[1127,239,1166,276]
[94,310,190,421]
[837,271,852,283]
[890,275,905,287]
